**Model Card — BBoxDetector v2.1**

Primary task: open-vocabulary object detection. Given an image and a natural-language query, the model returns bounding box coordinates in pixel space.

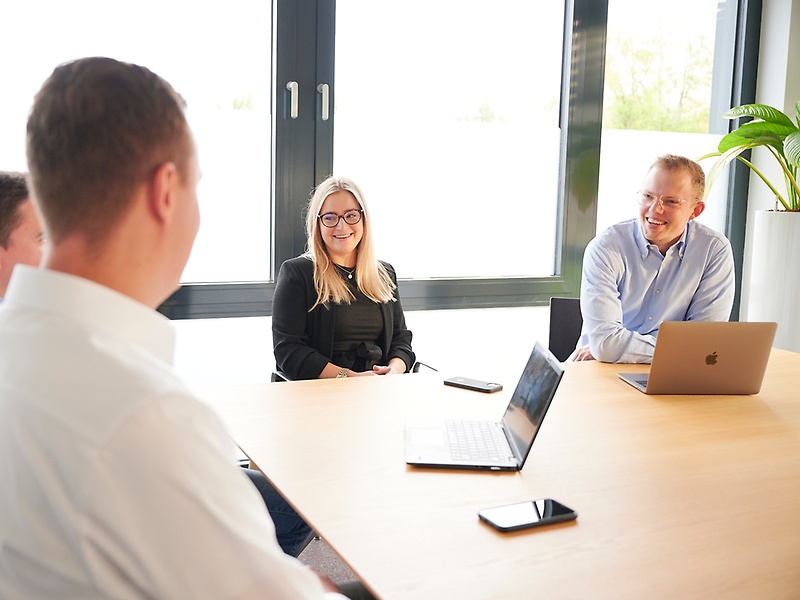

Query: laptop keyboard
[446,420,509,462]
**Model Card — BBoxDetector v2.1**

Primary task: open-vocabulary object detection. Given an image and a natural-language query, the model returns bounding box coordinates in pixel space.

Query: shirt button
[648,316,653,321]
[655,289,661,294]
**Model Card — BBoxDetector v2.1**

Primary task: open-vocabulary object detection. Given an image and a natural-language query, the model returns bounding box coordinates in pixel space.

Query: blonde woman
[272,175,415,380]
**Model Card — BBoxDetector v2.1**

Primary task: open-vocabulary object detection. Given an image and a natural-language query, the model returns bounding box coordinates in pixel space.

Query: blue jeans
[243,468,313,557]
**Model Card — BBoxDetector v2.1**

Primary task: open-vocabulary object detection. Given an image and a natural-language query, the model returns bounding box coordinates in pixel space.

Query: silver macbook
[405,342,564,471]
[618,321,777,395]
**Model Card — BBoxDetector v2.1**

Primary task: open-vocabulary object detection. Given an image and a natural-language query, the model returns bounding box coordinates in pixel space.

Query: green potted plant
[699,100,800,352]
[699,101,800,209]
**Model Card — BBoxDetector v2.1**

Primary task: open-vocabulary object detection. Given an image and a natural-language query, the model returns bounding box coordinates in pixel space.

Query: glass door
[333,1,567,279]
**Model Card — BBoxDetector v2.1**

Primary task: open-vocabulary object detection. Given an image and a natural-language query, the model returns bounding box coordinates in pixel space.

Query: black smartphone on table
[444,377,503,393]
[478,499,577,532]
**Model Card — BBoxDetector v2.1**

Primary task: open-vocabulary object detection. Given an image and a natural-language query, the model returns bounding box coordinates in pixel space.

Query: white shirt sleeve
[81,392,339,600]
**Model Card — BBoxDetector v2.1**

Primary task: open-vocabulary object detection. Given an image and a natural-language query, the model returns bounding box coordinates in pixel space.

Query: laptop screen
[501,343,564,462]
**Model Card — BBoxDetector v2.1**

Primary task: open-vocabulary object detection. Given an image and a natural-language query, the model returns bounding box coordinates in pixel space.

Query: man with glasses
[573,154,735,363]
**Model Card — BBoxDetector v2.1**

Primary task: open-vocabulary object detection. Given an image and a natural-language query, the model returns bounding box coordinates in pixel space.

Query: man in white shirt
[0,171,44,299]
[0,57,362,599]
[1,171,312,558]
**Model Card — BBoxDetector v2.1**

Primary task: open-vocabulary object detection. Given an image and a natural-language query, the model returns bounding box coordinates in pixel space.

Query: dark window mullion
[557,0,608,292]
[273,0,321,271]
[314,0,336,184]
[724,0,762,320]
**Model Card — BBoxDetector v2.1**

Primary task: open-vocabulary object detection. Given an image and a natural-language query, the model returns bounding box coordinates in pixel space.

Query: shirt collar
[4,266,176,365]
[634,219,690,260]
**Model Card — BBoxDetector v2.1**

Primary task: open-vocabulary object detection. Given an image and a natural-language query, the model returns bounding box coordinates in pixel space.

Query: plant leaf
[696,150,722,161]
[719,121,797,149]
[785,131,800,168]
[724,103,795,128]
[704,144,750,197]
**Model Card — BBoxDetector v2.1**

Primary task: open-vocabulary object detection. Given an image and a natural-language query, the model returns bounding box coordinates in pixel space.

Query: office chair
[271,370,290,382]
[548,297,583,362]
[411,361,437,373]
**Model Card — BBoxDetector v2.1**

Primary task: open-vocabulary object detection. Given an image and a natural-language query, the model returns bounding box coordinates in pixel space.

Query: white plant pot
[747,210,800,352]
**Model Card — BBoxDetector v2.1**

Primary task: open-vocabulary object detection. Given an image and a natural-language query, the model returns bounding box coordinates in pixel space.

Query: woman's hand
[345,368,380,377]
[327,358,407,377]
[372,358,407,375]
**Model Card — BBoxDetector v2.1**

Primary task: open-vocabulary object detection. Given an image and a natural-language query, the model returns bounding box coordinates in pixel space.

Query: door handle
[317,83,330,121]
[286,81,298,119]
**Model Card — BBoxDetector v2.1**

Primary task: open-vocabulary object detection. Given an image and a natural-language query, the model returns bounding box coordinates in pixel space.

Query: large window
[0,0,273,285]
[334,1,564,279]
[597,0,737,234]
[0,1,759,318]
[597,0,760,318]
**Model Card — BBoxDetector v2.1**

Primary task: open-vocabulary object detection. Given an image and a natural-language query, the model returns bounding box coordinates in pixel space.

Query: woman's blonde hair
[304,175,396,309]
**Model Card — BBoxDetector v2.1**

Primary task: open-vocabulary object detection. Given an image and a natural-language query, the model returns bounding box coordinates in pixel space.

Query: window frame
[159,0,759,320]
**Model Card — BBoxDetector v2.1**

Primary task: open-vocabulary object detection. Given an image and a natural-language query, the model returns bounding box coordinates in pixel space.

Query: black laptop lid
[501,342,565,463]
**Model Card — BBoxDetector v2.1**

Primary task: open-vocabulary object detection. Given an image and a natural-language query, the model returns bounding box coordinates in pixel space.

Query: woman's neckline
[334,263,356,279]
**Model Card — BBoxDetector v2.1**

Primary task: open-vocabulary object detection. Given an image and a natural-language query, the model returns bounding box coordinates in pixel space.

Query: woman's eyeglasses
[318,209,363,228]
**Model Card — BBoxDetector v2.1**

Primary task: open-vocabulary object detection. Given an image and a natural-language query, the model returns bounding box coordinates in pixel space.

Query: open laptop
[618,321,777,395]
[405,341,564,471]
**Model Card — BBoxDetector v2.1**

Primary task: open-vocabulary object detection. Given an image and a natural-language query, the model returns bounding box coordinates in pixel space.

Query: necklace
[337,264,356,279]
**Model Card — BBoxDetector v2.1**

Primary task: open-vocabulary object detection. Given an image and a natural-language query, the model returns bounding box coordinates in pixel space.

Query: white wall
[173,306,551,391]
[740,0,800,317]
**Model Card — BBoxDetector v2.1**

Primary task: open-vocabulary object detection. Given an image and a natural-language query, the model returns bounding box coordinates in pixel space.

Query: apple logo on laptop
[705,352,718,366]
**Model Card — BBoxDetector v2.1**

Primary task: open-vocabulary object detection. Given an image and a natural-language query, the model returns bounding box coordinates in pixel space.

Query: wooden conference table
[199,349,800,599]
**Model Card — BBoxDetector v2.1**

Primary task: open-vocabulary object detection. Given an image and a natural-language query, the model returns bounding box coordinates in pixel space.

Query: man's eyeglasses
[637,191,696,212]
[318,209,363,228]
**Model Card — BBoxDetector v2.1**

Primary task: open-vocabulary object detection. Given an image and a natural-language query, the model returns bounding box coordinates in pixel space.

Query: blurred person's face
[0,199,45,296]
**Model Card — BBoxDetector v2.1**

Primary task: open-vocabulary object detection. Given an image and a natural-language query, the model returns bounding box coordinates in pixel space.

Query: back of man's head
[0,172,30,248]
[26,57,191,248]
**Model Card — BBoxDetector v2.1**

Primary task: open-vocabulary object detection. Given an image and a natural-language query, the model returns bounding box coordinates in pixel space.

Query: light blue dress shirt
[577,218,735,363]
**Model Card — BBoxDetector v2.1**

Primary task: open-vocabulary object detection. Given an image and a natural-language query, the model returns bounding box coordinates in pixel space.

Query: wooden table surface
[198,348,800,599]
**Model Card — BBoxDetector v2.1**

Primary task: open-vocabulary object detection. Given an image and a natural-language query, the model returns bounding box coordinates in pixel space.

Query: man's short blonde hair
[649,154,705,200]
